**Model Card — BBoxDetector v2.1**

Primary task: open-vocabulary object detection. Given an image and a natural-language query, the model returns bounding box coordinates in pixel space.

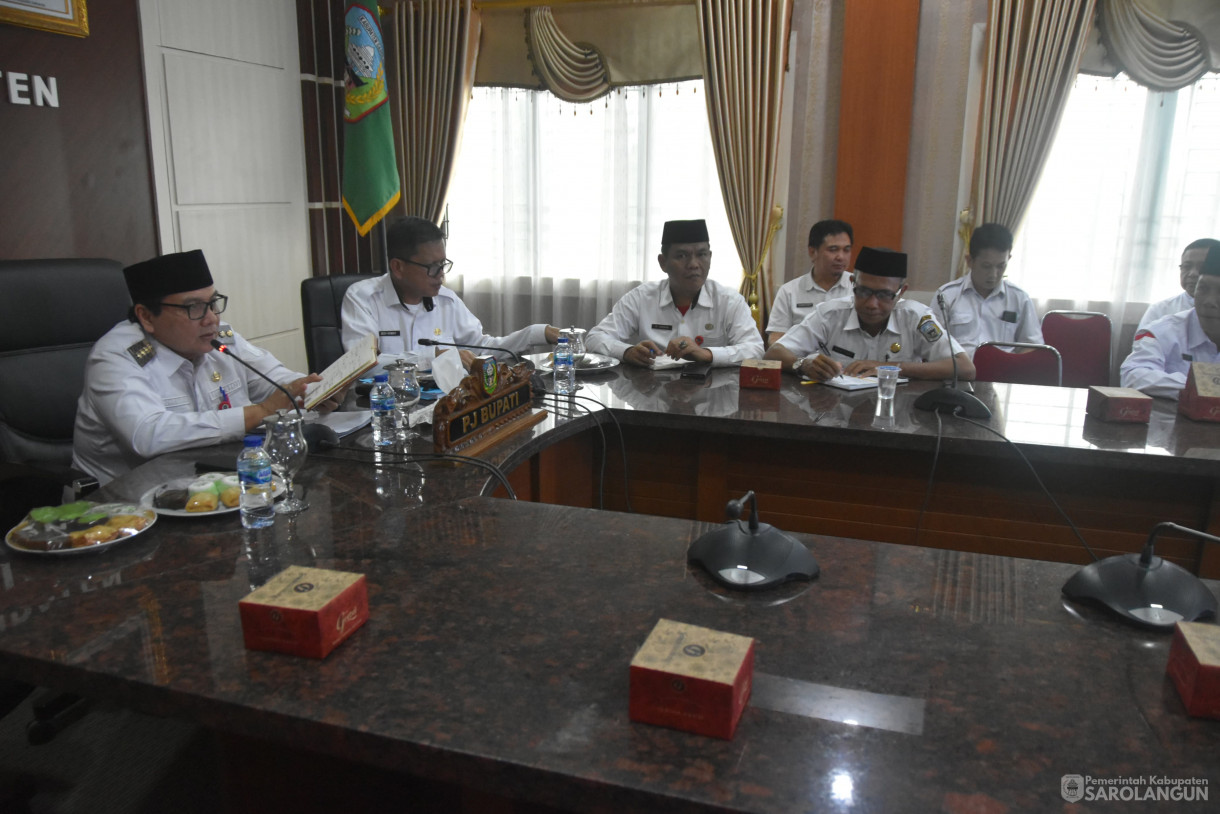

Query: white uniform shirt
[585,278,764,367]
[340,275,548,365]
[765,270,853,335]
[931,276,1042,357]
[72,321,300,485]
[1120,309,1220,399]
[1136,290,1193,335]
[776,298,964,365]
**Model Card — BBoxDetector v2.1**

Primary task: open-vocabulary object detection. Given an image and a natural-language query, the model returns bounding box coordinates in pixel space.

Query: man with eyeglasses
[73,250,334,484]
[930,223,1042,357]
[765,247,974,382]
[1122,244,1220,399]
[341,215,560,369]
[585,219,763,367]
[1134,238,1220,339]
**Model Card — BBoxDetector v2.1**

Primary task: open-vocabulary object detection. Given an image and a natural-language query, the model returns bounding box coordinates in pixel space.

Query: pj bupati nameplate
[432,357,545,453]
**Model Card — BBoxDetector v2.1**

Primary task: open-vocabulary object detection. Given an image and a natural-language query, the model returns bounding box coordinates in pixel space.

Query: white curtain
[1013,71,1220,368]
[443,82,734,336]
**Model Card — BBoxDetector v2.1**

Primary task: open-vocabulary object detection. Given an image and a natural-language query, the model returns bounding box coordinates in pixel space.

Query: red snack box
[629,618,754,740]
[239,566,368,659]
[1179,362,1220,422]
[1167,621,1220,719]
[740,359,781,390]
[1085,386,1152,423]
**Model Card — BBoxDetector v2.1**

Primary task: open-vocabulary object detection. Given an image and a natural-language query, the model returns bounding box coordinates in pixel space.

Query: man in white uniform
[73,250,336,485]
[341,216,560,368]
[765,247,974,382]
[930,223,1042,357]
[765,219,855,347]
[585,219,763,367]
[1134,238,1220,337]
[1121,244,1220,399]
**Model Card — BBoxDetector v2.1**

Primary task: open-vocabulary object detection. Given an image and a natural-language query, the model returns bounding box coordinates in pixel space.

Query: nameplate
[432,359,541,451]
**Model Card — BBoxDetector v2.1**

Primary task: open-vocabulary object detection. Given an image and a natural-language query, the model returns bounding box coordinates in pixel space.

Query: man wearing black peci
[73,250,339,485]
[764,247,974,383]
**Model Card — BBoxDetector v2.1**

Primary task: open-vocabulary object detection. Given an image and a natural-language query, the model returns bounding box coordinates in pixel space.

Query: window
[1013,72,1220,310]
[444,81,734,335]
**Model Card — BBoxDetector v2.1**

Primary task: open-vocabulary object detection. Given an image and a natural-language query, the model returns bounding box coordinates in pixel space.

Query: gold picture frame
[0,0,88,38]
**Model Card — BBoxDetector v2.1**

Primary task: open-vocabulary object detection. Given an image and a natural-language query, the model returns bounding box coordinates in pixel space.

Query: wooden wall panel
[0,0,156,263]
[833,0,921,255]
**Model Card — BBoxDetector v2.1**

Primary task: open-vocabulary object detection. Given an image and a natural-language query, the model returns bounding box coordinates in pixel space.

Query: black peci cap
[854,246,907,279]
[661,219,710,246]
[123,250,214,302]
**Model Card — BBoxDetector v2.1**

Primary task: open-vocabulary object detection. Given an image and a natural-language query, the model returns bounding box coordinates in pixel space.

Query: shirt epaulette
[127,339,156,367]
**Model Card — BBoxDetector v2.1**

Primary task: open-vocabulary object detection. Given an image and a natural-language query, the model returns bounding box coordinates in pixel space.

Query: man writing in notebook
[764,247,974,382]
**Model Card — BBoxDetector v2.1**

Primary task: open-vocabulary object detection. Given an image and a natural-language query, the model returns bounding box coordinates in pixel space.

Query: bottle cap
[243,435,263,447]
[557,337,569,344]
[374,373,388,382]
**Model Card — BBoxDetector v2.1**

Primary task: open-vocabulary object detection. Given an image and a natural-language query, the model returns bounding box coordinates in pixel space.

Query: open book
[818,373,909,391]
[302,332,378,410]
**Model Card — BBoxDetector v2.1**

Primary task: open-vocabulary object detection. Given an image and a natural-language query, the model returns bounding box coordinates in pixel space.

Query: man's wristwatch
[792,356,810,376]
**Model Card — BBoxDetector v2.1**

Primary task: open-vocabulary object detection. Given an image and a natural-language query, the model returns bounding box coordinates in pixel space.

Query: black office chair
[0,257,130,747]
[300,273,379,372]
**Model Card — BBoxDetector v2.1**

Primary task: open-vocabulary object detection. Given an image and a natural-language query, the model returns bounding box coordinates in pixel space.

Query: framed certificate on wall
[0,0,88,38]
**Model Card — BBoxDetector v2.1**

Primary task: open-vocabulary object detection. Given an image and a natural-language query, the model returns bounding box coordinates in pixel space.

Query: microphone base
[914,386,991,420]
[1063,553,1218,630]
[687,522,819,591]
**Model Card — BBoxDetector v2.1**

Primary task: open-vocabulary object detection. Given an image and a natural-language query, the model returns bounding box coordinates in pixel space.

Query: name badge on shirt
[831,345,855,358]
[796,302,814,309]
[1000,310,1018,323]
[1183,353,1194,362]
[651,323,673,331]
[380,330,401,337]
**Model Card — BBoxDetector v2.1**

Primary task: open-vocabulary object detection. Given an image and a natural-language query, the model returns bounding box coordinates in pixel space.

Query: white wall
[138,0,310,371]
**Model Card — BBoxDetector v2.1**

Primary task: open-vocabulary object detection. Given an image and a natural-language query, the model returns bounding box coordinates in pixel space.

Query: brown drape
[969,0,1097,235]
[695,0,792,331]
[387,0,481,222]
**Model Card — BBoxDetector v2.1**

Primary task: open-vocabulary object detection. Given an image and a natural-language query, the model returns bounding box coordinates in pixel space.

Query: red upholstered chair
[1041,310,1112,388]
[973,342,1062,387]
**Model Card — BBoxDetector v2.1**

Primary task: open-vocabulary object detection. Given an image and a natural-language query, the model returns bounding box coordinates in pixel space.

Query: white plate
[529,352,621,375]
[140,473,285,517]
[5,503,158,556]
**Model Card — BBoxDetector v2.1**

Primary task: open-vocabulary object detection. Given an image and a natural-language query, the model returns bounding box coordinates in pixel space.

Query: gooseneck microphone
[912,294,991,419]
[417,337,524,365]
[210,339,338,448]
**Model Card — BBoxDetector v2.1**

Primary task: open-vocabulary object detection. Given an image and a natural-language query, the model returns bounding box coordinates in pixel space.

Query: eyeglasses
[399,258,453,278]
[159,294,228,320]
[853,285,898,303]
[669,249,713,263]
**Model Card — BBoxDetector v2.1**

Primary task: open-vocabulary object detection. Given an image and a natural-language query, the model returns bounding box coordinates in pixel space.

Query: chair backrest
[973,342,1063,387]
[1041,310,1112,388]
[300,273,380,372]
[0,258,130,465]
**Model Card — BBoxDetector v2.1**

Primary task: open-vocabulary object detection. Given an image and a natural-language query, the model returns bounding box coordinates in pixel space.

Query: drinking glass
[265,411,309,513]
[386,360,422,447]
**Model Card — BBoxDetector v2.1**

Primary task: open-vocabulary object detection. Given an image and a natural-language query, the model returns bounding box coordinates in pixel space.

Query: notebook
[818,374,909,391]
[302,332,378,410]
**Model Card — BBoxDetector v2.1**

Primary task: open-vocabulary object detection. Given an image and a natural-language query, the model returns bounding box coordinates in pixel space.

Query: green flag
[342,3,401,236]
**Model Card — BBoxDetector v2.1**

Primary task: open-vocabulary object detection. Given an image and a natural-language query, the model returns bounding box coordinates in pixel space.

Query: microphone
[726,490,760,534]
[687,490,818,591]
[210,339,338,449]
[1062,521,1218,629]
[417,337,524,365]
[912,294,991,419]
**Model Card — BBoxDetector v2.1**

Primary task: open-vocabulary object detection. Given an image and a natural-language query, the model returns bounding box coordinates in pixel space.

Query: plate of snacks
[140,472,284,517]
[6,501,157,555]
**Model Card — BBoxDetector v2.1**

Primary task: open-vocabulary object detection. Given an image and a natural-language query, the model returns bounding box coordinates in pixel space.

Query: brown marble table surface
[1,387,1219,812]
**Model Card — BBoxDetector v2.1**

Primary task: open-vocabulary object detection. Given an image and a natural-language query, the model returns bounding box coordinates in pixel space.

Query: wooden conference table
[0,368,1217,812]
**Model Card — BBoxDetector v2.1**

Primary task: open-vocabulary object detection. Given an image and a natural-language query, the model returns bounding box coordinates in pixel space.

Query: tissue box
[740,359,781,390]
[629,619,754,739]
[1179,362,1220,422]
[1086,386,1152,423]
[1167,621,1220,719]
[239,566,368,659]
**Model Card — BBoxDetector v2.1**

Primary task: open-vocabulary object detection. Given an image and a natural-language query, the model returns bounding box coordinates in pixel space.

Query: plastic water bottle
[370,373,397,447]
[553,337,575,395]
[237,435,275,529]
